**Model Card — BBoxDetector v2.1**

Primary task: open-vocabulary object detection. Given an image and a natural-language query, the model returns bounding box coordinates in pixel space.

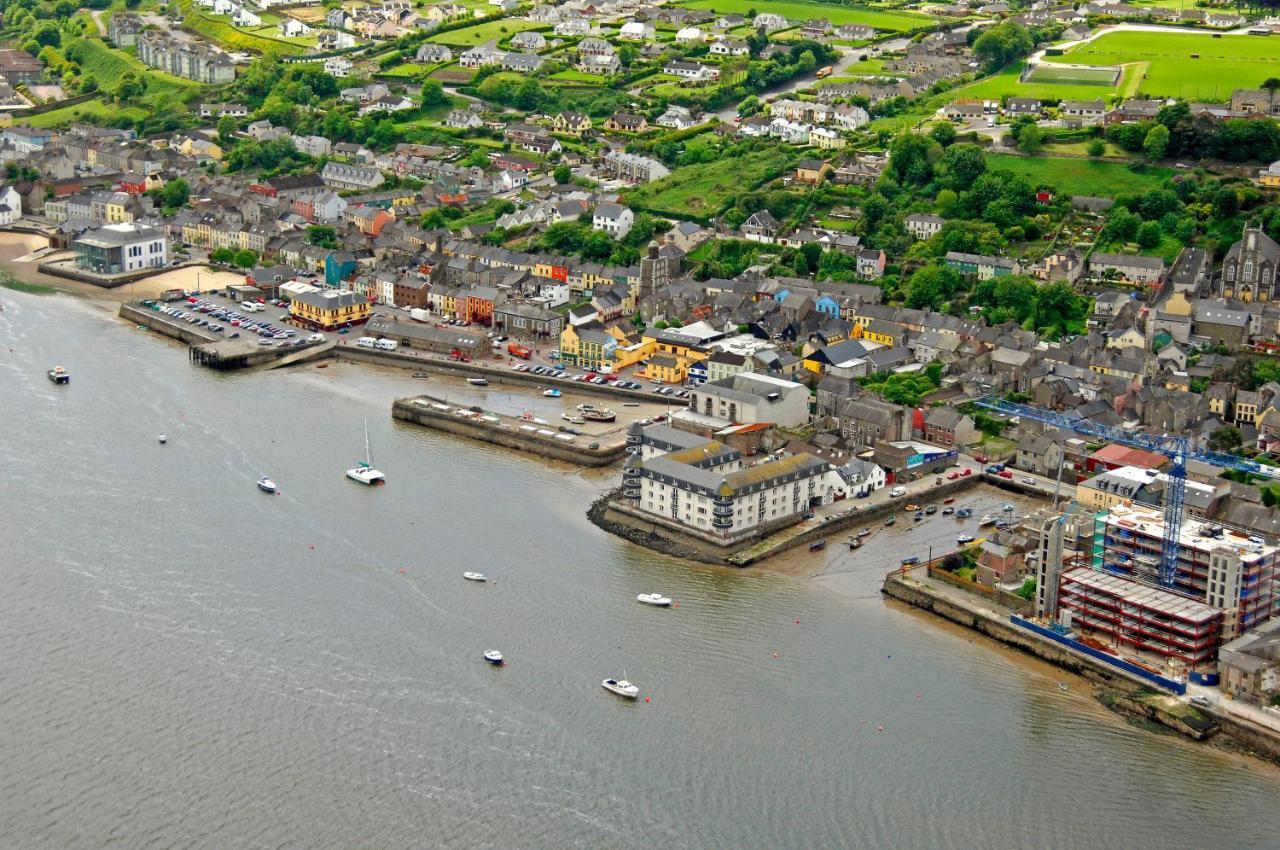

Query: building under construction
[1036,503,1280,667]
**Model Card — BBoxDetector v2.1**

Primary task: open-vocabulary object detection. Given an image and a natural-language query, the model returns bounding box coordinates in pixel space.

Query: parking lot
[506,361,693,401]
[141,292,326,351]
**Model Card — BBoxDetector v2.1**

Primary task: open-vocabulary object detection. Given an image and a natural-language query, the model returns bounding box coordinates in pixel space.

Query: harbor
[6,287,1280,848]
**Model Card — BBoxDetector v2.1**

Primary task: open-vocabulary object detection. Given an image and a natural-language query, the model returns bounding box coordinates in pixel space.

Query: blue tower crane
[975,395,1280,589]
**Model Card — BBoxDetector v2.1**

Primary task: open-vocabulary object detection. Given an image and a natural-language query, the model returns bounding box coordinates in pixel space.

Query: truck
[507,342,532,359]
[161,288,186,303]
[448,348,470,363]
[816,65,833,78]
[410,308,430,323]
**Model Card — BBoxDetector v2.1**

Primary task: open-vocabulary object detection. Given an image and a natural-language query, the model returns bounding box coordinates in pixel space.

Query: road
[713,38,910,122]
[90,9,107,36]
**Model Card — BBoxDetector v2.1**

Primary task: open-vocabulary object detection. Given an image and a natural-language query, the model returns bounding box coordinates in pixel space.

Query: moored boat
[957,533,975,544]
[810,539,827,551]
[483,650,504,666]
[925,505,938,515]
[158,434,167,445]
[941,506,954,516]
[346,419,385,485]
[47,365,70,384]
[848,539,862,550]
[885,515,896,526]
[602,677,639,699]
[463,571,487,582]
[257,475,277,494]
[956,507,973,518]
[637,592,672,607]
[901,556,920,566]
[582,408,616,422]
[467,377,488,387]
[857,528,873,538]
[978,514,996,526]
[543,388,561,397]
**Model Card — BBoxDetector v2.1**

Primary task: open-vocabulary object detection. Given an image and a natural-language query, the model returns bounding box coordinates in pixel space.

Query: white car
[1021,477,1036,485]
[307,333,325,343]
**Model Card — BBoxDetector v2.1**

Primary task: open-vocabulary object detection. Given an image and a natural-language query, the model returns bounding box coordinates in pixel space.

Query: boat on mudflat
[582,408,616,422]
[467,377,488,387]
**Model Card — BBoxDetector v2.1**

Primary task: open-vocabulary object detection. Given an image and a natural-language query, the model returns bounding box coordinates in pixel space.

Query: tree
[904,265,961,310]
[217,115,237,144]
[941,143,985,188]
[420,78,448,109]
[210,248,235,266]
[1136,220,1162,249]
[160,178,190,210]
[33,23,61,48]
[553,164,572,184]
[1087,137,1105,158]
[232,249,258,269]
[1208,426,1243,454]
[972,22,1033,71]
[1143,123,1169,161]
[1016,123,1043,154]
[888,133,940,186]
[618,44,637,67]
[307,225,338,248]
[930,121,956,148]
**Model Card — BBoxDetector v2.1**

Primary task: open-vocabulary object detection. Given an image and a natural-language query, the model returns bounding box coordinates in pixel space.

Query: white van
[374,338,398,351]
[241,301,260,312]
[356,336,377,349]
[890,486,906,497]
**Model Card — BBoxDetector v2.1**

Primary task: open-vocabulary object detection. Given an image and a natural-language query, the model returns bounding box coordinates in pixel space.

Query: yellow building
[289,288,370,330]
[646,354,689,383]
[104,195,133,224]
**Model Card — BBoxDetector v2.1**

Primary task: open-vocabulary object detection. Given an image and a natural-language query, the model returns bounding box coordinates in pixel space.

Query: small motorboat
[602,677,639,699]
[1002,503,1015,513]
[543,388,561,397]
[857,528,873,538]
[979,514,996,526]
[941,506,954,516]
[848,539,862,550]
[622,402,640,407]
[257,475,277,494]
[636,593,672,607]
[925,505,938,515]
[885,515,896,527]
[158,434,167,445]
[810,539,827,551]
[412,371,430,379]
[562,414,585,424]
[483,650,504,666]
[905,503,919,512]
[943,497,955,504]
[582,408,616,422]
[462,571,487,582]
[957,534,975,544]
[913,511,923,521]
[901,556,920,566]
[47,365,70,384]
[995,520,1012,530]
[467,377,488,387]
[956,507,973,518]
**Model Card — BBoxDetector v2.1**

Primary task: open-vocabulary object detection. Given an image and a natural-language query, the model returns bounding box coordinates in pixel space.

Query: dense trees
[972,22,1033,71]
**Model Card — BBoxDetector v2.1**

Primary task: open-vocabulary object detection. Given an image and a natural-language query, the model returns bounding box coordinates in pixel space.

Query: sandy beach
[0,232,244,305]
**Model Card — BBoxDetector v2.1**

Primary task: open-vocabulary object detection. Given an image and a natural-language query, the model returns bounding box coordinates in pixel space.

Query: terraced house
[136,27,236,83]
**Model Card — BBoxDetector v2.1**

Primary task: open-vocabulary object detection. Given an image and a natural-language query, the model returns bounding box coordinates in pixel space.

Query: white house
[592,202,634,240]
[416,43,453,63]
[279,18,312,37]
[689,373,810,427]
[0,183,21,225]
[460,45,502,68]
[619,20,655,40]
[213,0,235,14]
[709,38,749,56]
[73,223,169,274]
[753,12,788,31]
[231,5,262,26]
[827,458,886,499]
[311,190,347,224]
[833,103,869,130]
[905,213,945,239]
[324,56,353,76]
[674,26,704,43]
[656,105,699,129]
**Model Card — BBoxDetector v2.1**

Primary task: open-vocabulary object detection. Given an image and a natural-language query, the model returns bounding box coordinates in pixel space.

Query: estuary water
[2,289,1279,849]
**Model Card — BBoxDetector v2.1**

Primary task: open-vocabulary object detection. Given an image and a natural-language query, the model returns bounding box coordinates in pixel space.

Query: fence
[1010,614,1187,695]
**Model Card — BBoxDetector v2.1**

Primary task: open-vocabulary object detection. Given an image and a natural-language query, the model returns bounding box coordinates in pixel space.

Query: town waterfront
[5,289,1280,849]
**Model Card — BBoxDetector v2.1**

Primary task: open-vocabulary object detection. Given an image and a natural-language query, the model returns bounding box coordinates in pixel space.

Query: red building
[1088,443,1169,474]
[464,285,498,325]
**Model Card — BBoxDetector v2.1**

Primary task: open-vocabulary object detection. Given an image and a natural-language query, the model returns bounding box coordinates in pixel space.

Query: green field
[547,69,606,84]
[623,146,797,216]
[1044,32,1280,101]
[430,19,543,46]
[986,154,1172,196]
[676,0,937,32]
[950,61,1134,102]
[27,97,147,128]
[178,0,307,55]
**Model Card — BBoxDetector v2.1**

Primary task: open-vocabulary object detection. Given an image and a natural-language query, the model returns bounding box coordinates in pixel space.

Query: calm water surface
[2,291,1279,849]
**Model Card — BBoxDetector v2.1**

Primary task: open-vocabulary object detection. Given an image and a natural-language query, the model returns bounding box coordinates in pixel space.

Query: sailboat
[346,419,386,485]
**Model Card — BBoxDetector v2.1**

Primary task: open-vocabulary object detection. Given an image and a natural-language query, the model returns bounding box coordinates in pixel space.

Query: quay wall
[334,345,659,402]
[120,303,218,345]
[392,396,628,467]
[883,568,1280,763]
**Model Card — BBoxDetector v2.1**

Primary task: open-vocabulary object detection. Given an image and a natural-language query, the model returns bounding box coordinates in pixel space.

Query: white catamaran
[346,419,385,485]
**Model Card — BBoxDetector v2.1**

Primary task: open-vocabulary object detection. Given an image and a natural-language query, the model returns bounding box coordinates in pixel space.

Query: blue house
[687,359,708,385]
[325,251,357,286]
[815,294,840,318]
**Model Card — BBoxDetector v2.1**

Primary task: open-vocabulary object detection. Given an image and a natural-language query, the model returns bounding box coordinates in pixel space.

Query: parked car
[997,470,1013,479]
[1021,476,1036,485]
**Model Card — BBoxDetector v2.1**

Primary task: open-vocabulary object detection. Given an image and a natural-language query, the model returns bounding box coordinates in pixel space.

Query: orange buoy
[644,697,650,703]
